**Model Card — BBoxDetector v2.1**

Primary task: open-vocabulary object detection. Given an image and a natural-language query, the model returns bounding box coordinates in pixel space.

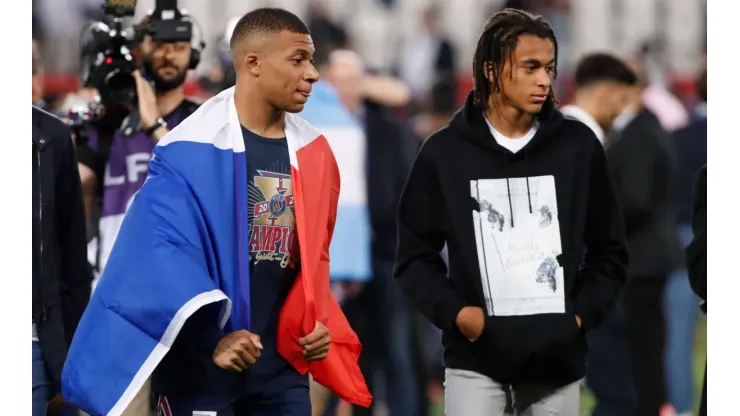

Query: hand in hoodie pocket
[467,308,583,381]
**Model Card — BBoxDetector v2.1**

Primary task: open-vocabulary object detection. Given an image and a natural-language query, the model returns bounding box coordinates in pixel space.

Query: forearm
[362,75,411,108]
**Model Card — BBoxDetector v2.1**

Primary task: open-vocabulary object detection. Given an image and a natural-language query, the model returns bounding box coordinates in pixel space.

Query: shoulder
[413,123,457,165]
[179,98,201,116]
[33,105,72,140]
[674,118,708,142]
[160,94,230,147]
[286,114,341,163]
[557,117,602,149]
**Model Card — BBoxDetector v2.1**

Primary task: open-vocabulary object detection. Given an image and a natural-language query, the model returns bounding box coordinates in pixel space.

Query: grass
[427,315,706,416]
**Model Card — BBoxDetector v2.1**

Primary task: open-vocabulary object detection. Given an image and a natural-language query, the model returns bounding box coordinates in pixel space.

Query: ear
[484,61,495,83]
[245,52,261,77]
[484,61,503,93]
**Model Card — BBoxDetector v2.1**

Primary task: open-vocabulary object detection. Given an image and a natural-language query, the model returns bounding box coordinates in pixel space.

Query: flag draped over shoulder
[61,87,372,416]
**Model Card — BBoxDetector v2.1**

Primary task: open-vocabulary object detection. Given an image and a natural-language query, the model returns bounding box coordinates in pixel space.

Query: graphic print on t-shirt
[247,162,300,269]
[470,175,564,317]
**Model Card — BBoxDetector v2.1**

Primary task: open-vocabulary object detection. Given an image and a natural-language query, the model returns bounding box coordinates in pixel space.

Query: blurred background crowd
[32,0,707,415]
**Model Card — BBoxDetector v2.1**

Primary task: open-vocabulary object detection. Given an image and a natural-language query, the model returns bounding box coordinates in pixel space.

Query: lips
[532,94,547,102]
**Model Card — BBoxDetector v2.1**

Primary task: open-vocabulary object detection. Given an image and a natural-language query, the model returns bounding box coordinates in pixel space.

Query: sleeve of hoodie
[394,142,467,334]
[574,139,629,331]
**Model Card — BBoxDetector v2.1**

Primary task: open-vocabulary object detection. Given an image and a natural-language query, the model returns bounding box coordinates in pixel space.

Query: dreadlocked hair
[472,8,559,110]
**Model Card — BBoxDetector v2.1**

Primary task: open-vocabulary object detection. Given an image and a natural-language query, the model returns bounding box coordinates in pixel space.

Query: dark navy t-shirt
[150,127,308,400]
[242,126,307,392]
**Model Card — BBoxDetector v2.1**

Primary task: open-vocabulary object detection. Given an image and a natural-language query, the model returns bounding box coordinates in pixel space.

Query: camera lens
[102,66,137,108]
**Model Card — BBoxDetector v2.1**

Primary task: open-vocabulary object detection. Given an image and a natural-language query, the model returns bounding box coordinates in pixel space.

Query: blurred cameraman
[77,7,202,283]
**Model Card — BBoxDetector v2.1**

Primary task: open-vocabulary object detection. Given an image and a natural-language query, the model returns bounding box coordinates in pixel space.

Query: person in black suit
[686,165,706,416]
[604,79,684,416]
[32,105,92,415]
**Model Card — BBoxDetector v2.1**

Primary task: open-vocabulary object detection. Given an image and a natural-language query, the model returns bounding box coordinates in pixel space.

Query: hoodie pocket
[470,316,536,372]
[470,312,582,375]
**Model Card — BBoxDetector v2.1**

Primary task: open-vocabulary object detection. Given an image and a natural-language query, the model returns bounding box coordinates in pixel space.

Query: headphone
[138,8,206,70]
[181,10,206,70]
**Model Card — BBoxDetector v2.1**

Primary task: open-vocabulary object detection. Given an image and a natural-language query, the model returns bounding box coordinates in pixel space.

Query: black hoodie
[394,92,628,386]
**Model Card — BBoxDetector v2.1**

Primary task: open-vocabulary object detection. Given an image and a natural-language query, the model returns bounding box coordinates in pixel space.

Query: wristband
[144,118,167,137]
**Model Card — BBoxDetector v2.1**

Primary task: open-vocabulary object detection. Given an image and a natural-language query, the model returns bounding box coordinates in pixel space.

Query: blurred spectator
[398,5,455,109]
[411,77,457,147]
[561,53,638,416]
[664,67,707,416]
[32,106,92,416]
[363,70,420,416]
[629,54,690,133]
[560,54,635,143]
[299,47,372,416]
[307,0,349,51]
[606,59,683,416]
[303,47,421,416]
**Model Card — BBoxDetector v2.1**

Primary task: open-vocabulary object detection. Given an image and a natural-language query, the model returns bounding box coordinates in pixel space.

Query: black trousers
[587,276,667,416]
[623,277,668,416]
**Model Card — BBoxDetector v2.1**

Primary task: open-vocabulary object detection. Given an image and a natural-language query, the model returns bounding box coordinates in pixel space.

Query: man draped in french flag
[61,8,371,416]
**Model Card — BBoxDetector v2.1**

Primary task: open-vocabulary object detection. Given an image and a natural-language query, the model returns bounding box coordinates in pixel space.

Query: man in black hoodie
[394,8,628,415]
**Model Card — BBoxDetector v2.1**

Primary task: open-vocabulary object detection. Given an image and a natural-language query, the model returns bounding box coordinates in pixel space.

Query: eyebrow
[520,58,556,66]
[290,48,314,57]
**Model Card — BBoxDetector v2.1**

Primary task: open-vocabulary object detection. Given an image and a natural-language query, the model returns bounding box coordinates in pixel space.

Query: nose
[305,65,320,84]
[537,68,551,89]
[163,45,178,61]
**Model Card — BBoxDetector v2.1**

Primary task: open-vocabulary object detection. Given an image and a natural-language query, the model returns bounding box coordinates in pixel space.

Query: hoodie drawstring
[505,149,533,229]
[506,177,515,228]
[525,148,533,214]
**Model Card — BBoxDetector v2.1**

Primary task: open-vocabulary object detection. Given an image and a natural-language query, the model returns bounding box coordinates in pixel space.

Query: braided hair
[472,8,558,110]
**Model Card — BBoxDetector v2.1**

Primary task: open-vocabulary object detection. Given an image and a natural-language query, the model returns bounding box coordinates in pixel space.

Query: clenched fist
[213,330,263,372]
[299,321,331,361]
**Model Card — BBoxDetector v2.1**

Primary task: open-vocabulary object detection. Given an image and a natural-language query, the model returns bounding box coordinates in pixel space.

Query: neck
[570,94,612,135]
[485,94,536,138]
[234,81,286,138]
[569,95,600,122]
[155,86,185,117]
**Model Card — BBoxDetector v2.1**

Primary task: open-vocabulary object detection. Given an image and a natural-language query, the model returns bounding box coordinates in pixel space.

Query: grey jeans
[444,368,581,416]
